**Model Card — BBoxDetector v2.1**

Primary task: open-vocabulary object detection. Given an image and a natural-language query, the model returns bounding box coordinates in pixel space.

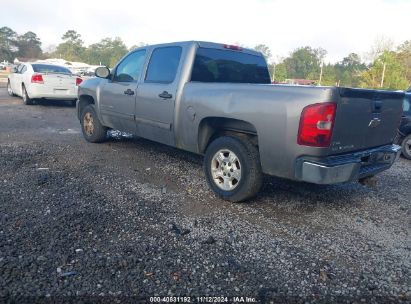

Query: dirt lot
[0,86,410,303]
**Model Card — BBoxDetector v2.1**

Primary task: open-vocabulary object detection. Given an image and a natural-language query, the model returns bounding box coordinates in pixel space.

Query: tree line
[1,26,410,90]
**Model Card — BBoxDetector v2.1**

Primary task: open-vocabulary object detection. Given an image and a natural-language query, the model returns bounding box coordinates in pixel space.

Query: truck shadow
[105,133,383,210]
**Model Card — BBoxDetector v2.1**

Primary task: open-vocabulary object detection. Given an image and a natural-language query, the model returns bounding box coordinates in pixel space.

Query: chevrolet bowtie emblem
[368,117,381,128]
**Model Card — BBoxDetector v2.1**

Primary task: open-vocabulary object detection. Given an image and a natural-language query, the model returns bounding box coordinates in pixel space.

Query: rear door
[135,46,183,146]
[330,88,404,153]
[99,49,147,133]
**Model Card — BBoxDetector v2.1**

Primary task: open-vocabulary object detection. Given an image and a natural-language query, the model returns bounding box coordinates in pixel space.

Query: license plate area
[360,151,394,166]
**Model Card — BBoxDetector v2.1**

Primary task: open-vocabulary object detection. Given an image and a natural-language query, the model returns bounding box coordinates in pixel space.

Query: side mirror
[12,67,18,73]
[95,66,110,78]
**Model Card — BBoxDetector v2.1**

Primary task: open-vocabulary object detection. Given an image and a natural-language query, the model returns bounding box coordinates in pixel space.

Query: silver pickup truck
[76,41,403,202]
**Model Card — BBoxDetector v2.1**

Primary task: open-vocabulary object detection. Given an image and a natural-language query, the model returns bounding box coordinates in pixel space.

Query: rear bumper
[27,84,78,100]
[295,144,401,184]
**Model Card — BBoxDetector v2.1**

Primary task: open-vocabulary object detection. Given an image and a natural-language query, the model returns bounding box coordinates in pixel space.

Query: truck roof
[134,41,263,57]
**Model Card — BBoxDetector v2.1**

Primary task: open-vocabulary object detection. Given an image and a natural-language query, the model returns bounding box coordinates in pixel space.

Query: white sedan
[7,63,82,105]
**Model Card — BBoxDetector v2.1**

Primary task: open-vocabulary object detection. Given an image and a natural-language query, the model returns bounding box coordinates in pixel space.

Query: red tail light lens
[31,74,44,84]
[297,102,337,147]
[76,77,83,86]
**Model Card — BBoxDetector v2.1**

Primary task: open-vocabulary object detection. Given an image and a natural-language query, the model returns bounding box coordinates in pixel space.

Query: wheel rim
[7,82,12,95]
[211,149,242,191]
[83,112,94,136]
[405,138,411,156]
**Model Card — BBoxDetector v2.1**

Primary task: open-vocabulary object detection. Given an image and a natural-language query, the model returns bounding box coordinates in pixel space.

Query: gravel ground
[0,87,410,303]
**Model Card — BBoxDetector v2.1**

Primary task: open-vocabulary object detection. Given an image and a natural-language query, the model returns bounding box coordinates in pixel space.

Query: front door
[135,46,182,146]
[99,49,147,133]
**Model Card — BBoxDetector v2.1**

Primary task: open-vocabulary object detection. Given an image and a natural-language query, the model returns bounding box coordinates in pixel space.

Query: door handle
[158,91,172,99]
[124,89,135,95]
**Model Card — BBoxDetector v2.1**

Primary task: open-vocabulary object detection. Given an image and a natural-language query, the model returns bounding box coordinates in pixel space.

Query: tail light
[76,77,83,86]
[223,44,242,51]
[297,102,337,147]
[31,74,44,84]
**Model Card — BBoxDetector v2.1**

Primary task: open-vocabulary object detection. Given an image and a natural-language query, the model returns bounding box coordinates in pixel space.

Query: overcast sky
[3,0,410,63]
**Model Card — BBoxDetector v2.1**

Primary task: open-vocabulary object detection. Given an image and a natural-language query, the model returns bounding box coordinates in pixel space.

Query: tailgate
[330,88,404,153]
[42,73,76,89]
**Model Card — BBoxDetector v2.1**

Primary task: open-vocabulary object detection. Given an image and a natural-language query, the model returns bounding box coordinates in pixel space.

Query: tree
[283,46,326,80]
[359,51,408,90]
[269,62,287,82]
[335,53,366,87]
[397,40,411,84]
[54,30,86,61]
[0,26,18,62]
[366,36,394,62]
[86,37,128,67]
[17,31,42,59]
[254,44,272,62]
[129,42,148,51]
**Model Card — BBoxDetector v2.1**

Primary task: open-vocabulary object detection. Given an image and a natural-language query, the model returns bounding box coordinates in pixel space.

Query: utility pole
[319,61,323,86]
[380,62,386,88]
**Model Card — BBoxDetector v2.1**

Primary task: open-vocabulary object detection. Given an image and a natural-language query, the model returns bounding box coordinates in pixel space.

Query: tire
[22,84,33,105]
[7,81,15,96]
[401,134,411,160]
[80,104,107,143]
[204,135,263,202]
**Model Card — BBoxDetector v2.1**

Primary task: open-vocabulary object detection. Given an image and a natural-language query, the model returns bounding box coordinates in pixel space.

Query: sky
[3,0,411,63]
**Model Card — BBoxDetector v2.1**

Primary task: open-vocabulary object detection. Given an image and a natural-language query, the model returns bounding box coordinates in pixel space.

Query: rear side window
[32,64,72,74]
[191,47,271,84]
[145,47,182,83]
[21,66,27,73]
[404,95,411,114]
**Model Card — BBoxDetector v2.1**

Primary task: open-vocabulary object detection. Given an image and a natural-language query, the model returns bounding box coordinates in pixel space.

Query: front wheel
[80,104,107,143]
[204,136,263,202]
[402,134,411,160]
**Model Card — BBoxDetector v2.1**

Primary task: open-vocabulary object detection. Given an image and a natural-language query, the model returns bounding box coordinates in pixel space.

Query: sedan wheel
[22,85,33,105]
[7,81,14,96]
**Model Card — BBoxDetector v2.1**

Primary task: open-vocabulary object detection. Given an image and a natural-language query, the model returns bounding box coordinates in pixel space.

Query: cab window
[113,50,146,82]
[404,95,411,114]
[145,46,182,83]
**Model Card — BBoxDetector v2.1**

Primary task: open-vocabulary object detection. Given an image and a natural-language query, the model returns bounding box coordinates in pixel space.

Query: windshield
[32,64,72,74]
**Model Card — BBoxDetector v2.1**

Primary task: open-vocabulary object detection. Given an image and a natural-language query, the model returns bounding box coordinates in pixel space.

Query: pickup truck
[76,41,403,202]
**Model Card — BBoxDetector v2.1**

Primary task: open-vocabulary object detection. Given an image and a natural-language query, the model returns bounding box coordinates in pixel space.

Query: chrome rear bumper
[295,144,401,184]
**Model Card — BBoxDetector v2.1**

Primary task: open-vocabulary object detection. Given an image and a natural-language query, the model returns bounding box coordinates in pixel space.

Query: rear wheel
[204,136,262,202]
[80,104,107,143]
[7,81,15,96]
[402,134,411,160]
[22,85,33,105]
